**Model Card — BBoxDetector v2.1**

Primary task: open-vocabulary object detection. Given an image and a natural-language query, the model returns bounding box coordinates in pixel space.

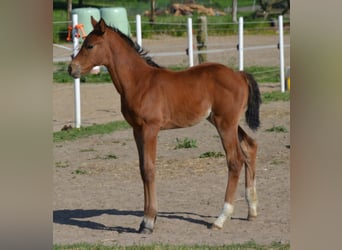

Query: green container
[71,7,101,37]
[100,7,131,36]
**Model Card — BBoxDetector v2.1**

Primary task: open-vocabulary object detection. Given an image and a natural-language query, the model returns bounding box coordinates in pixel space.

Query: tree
[258,0,290,17]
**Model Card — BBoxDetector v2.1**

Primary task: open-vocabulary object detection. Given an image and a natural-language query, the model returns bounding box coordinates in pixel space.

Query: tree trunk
[150,0,156,24]
[67,0,72,22]
[232,0,237,23]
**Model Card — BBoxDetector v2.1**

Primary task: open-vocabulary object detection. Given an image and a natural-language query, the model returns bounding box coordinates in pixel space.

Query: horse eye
[86,44,94,49]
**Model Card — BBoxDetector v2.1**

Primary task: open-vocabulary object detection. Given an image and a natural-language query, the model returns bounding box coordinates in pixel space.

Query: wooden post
[149,0,156,24]
[196,16,207,64]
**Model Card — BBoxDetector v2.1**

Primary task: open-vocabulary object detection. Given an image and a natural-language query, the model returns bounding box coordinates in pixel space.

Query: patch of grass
[270,159,285,165]
[245,66,280,83]
[53,121,131,142]
[103,154,118,160]
[199,151,225,158]
[54,241,290,250]
[265,125,288,133]
[80,148,96,152]
[55,161,69,168]
[175,137,197,149]
[71,169,87,175]
[262,91,290,103]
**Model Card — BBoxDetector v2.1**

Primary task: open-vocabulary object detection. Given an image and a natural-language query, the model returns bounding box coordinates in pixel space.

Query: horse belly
[162,106,212,129]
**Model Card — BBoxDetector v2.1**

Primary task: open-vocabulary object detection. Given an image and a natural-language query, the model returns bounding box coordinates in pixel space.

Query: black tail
[242,72,262,131]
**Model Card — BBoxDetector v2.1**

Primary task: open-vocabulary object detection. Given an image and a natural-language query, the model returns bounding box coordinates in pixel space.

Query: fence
[53,15,290,128]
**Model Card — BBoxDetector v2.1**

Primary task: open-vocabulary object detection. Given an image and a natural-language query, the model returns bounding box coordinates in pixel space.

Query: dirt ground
[53,35,290,246]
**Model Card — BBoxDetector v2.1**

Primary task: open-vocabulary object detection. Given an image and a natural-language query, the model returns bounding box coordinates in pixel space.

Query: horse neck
[105,31,152,96]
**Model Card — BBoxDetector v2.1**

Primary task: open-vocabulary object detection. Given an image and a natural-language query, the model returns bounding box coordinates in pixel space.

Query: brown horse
[69,17,261,234]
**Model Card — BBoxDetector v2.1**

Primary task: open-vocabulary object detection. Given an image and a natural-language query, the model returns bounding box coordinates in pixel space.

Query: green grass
[53,241,290,250]
[53,121,130,142]
[262,91,290,103]
[175,137,198,149]
[265,125,288,133]
[199,151,225,158]
[71,169,87,175]
[55,161,69,168]
[246,66,280,83]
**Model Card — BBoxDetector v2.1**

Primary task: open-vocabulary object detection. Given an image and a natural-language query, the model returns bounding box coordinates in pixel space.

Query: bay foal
[69,17,261,233]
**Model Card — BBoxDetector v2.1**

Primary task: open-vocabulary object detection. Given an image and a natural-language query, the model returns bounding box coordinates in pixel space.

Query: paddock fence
[53,15,290,128]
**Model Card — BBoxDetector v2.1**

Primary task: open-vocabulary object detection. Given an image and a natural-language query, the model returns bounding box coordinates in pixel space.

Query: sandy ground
[53,35,290,246]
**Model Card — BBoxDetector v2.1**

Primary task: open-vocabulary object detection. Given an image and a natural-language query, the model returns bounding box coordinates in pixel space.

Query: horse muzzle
[68,63,81,79]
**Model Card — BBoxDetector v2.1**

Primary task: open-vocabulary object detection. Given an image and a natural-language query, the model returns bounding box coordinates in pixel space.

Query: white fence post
[136,14,142,47]
[72,14,81,128]
[187,17,194,67]
[278,15,285,92]
[238,16,244,71]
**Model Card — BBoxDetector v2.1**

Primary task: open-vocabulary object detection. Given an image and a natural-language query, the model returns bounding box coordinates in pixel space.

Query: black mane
[109,26,163,69]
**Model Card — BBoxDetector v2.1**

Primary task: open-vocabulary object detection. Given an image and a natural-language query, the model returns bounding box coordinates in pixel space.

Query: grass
[55,161,69,168]
[175,137,197,149]
[265,125,288,133]
[261,91,290,103]
[53,121,130,142]
[53,241,290,250]
[199,151,225,158]
[71,169,87,175]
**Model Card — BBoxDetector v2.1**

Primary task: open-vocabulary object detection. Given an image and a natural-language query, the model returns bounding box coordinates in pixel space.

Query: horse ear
[91,17,106,34]
[98,18,106,33]
[91,16,98,28]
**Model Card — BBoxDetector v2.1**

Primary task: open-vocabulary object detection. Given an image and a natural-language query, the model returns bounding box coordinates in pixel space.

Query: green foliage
[53,121,130,142]
[175,137,198,149]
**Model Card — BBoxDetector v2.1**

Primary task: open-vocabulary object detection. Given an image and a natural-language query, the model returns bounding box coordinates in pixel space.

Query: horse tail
[241,71,262,131]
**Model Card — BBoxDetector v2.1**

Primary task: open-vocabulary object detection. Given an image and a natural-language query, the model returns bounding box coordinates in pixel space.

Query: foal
[69,17,261,233]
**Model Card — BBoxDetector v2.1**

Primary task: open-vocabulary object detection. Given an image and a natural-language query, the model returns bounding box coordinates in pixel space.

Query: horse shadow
[53,208,215,233]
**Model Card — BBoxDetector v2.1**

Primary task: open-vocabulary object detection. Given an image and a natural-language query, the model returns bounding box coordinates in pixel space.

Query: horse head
[68,17,109,78]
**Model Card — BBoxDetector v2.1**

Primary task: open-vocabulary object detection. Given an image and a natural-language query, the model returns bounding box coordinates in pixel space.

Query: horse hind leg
[211,121,245,229]
[238,126,258,220]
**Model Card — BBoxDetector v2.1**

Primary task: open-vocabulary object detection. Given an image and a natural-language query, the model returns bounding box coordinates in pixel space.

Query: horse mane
[108,26,163,69]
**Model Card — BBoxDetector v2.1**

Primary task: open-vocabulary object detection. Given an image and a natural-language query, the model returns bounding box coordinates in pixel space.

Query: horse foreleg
[133,126,159,234]
[238,126,258,220]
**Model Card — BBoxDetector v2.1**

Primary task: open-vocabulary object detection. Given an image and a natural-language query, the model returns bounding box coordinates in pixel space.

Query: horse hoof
[247,215,257,221]
[139,227,153,234]
[210,223,222,230]
[138,221,153,234]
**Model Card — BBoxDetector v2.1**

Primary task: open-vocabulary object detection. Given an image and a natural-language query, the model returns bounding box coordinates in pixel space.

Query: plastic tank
[71,8,101,37]
[100,7,131,36]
